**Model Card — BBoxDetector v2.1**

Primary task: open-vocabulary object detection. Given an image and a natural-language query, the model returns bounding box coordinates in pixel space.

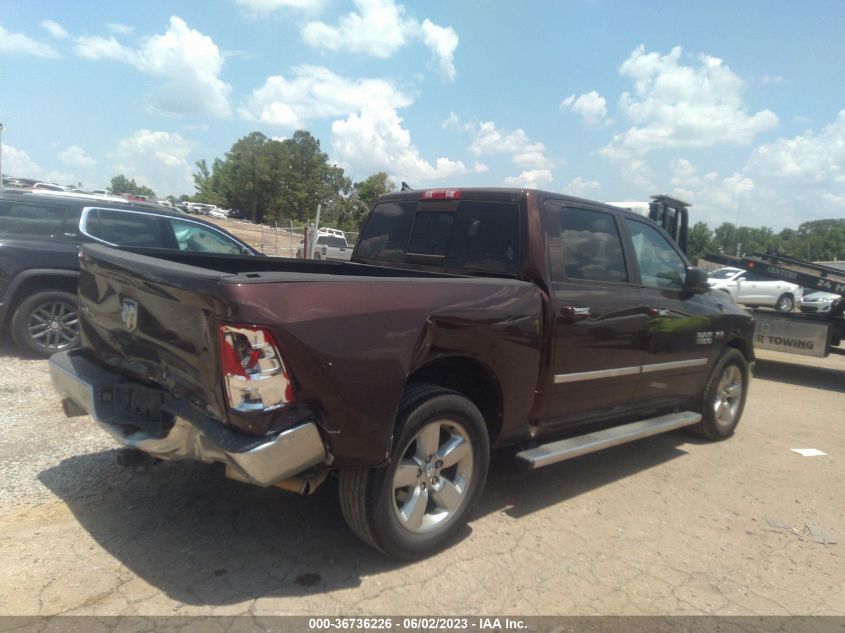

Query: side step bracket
[516,411,701,469]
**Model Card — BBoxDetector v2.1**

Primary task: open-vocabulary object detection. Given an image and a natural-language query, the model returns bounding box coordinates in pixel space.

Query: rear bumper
[49,349,327,487]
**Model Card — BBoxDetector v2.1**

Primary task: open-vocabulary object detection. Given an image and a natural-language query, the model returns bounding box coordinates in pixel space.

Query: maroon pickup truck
[49,187,755,558]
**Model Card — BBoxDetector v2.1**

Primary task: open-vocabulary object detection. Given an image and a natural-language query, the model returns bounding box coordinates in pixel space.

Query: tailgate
[77,244,237,424]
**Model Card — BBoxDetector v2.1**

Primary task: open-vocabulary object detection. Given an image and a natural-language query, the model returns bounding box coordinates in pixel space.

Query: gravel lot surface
[0,340,843,616]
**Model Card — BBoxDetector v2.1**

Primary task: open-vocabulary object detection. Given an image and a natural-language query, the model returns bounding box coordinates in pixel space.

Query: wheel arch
[405,356,503,445]
[3,270,79,326]
[724,336,753,364]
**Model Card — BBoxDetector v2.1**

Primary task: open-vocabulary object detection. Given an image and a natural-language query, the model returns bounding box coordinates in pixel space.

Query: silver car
[799,290,841,314]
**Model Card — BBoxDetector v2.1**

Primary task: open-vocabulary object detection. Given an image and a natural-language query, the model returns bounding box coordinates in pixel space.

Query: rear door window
[357,200,520,274]
[0,201,70,239]
[84,209,167,248]
[546,204,628,283]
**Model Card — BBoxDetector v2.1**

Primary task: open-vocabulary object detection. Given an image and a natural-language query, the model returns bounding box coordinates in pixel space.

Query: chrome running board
[516,411,702,469]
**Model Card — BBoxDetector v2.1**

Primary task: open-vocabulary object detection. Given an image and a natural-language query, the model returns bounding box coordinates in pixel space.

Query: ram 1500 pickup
[49,187,755,558]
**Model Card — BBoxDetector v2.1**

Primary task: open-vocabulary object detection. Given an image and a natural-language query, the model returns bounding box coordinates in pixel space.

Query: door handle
[560,305,591,320]
[647,307,670,317]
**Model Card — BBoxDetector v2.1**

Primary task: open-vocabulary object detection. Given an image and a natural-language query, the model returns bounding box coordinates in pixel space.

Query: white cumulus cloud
[113,129,194,196]
[41,20,69,39]
[74,17,231,117]
[59,145,97,168]
[747,109,845,186]
[563,176,602,197]
[1,143,42,178]
[331,104,467,182]
[236,0,325,13]
[0,24,59,58]
[108,23,135,35]
[302,0,458,80]
[602,45,778,161]
[240,65,412,127]
[560,91,608,127]
[504,169,554,189]
[469,121,552,170]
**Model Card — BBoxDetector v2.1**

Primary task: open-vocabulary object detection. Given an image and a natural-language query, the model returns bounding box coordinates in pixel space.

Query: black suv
[0,190,259,356]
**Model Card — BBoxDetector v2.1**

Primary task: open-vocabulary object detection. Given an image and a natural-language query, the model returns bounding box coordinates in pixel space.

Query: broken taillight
[218,324,294,412]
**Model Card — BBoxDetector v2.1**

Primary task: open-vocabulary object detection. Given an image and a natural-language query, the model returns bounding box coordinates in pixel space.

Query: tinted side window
[87,210,165,248]
[625,219,687,289]
[551,205,627,283]
[168,218,243,254]
[0,202,67,238]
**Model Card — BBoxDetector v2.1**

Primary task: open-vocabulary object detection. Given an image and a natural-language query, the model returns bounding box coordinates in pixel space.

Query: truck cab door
[623,218,712,405]
[542,203,648,428]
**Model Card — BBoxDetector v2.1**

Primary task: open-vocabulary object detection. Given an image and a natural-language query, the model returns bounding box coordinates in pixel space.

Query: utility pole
[309,203,321,259]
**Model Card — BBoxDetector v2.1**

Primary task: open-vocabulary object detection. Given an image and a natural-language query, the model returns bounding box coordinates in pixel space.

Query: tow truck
[705,252,845,357]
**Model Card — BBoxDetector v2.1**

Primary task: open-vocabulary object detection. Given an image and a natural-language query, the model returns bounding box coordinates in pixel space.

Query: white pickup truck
[296,228,353,261]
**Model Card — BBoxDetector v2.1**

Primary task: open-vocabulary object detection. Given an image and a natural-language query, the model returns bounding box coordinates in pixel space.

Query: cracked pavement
[0,341,842,616]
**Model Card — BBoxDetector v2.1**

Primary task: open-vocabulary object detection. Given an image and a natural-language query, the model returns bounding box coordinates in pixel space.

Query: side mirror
[684,266,710,294]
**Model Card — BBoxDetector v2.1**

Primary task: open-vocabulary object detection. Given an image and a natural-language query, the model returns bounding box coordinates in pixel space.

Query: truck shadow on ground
[754,358,845,393]
[38,432,689,607]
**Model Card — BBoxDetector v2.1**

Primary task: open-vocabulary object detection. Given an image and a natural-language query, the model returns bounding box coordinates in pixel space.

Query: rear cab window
[317,235,349,248]
[356,197,521,276]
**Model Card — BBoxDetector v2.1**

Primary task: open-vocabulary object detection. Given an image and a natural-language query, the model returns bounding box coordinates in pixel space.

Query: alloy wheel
[712,364,743,428]
[27,300,79,352]
[391,420,474,534]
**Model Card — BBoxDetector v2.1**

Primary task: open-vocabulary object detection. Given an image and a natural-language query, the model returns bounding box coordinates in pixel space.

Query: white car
[708,267,802,312]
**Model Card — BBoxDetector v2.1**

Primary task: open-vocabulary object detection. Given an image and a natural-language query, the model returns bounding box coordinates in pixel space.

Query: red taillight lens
[421,189,461,200]
[218,324,294,412]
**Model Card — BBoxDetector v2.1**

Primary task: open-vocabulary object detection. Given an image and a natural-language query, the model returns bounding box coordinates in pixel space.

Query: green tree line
[687,218,845,263]
[107,128,843,261]
[191,130,393,230]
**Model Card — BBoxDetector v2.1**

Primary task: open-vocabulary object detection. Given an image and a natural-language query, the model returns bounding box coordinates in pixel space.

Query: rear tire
[775,293,794,312]
[690,348,749,441]
[338,383,490,559]
[11,290,79,357]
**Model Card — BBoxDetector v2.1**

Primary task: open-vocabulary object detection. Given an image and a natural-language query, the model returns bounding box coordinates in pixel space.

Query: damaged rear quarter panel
[221,276,543,466]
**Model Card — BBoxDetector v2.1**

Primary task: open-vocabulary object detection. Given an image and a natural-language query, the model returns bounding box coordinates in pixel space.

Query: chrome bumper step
[516,411,702,469]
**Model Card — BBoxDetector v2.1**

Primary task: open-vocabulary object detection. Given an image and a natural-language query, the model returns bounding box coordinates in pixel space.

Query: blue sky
[1,0,844,230]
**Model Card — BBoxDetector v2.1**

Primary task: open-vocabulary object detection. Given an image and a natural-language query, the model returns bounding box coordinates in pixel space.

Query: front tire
[11,290,79,357]
[691,348,749,440]
[338,384,490,559]
[775,293,794,312]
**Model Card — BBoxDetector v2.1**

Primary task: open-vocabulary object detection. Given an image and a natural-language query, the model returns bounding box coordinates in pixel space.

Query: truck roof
[377,187,636,216]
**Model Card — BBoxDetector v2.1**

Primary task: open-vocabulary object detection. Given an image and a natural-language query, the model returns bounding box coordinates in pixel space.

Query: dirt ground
[0,341,842,617]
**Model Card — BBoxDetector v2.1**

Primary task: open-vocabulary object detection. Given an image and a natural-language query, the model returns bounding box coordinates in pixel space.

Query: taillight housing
[218,324,294,412]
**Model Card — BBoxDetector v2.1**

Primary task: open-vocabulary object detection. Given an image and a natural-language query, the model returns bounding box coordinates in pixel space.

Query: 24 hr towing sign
[753,314,832,358]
